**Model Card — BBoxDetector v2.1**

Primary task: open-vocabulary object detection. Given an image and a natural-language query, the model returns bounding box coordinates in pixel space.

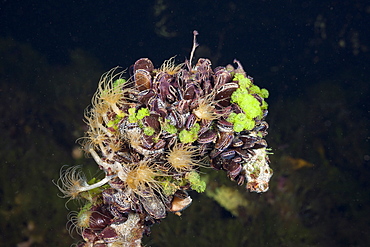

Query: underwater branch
[57,31,272,246]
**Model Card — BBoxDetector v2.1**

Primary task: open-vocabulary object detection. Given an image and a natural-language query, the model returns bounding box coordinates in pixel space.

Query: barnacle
[67,203,93,235]
[107,139,123,153]
[99,86,124,117]
[67,211,83,235]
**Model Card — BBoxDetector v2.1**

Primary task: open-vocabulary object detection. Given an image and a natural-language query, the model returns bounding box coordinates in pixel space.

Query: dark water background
[1,0,369,246]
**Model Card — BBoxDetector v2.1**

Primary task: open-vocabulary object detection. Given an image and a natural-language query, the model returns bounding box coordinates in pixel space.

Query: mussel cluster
[59,54,272,246]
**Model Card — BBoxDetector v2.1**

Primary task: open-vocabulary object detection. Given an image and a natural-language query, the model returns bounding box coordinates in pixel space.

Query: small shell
[251,139,268,149]
[88,210,112,230]
[215,132,234,152]
[170,195,192,213]
[142,115,160,132]
[134,69,151,91]
[102,189,131,213]
[214,68,232,90]
[185,113,197,130]
[227,163,242,180]
[197,129,217,144]
[183,84,195,100]
[138,89,155,105]
[234,148,252,159]
[231,156,242,163]
[140,194,167,219]
[254,121,269,132]
[231,137,244,147]
[210,157,223,169]
[133,58,154,73]
[195,58,212,73]
[168,109,185,129]
[210,149,223,159]
[153,138,166,150]
[82,228,97,242]
[217,119,234,132]
[98,226,119,243]
[214,82,239,107]
[240,135,259,149]
[220,150,236,159]
[176,99,191,114]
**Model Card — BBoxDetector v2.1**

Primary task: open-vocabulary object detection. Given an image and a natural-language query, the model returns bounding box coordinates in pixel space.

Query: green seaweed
[179,123,200,143]
[228,73,269,132]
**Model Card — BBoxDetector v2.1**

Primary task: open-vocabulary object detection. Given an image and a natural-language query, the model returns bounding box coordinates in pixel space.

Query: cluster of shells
[59,55,272,246]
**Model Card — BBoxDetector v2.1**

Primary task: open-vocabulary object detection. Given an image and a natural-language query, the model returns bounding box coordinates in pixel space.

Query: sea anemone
[124,160,164,199]
[94,67,127,117]
[158,56,184,75]
[55,166,89,200]
[66,210,83,236]
[55,166,114,202]
[166,143,199,173]
[193,96,221,122]
[123,128,146,154]
[82,125,107,152]
[84,109,112,138]
[89,101,111,125]
[67,205,112,236]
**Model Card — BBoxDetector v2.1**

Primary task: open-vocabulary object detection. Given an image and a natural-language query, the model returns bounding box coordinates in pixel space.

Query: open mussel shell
[134,69,152,91]
[169,190,192,213]
[133,58,154,73]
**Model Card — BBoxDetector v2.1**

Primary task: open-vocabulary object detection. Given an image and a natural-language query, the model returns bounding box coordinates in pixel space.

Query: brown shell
[98,226,119,243]
[169,195,192,213]
[215,132,234,152]
[133,58,154,73]
[198,129,217,144]
[140,194,166,219]
[214,82,239,107]
[134,69,152,91]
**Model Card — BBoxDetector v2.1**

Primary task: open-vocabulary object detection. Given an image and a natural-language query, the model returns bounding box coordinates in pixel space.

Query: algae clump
[228,73,269,132]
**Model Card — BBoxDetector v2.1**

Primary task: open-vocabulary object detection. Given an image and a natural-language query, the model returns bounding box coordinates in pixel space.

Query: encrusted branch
[57,31,272,246]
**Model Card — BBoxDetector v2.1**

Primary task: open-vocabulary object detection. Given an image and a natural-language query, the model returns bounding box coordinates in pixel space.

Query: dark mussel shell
[133,58,154,73]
